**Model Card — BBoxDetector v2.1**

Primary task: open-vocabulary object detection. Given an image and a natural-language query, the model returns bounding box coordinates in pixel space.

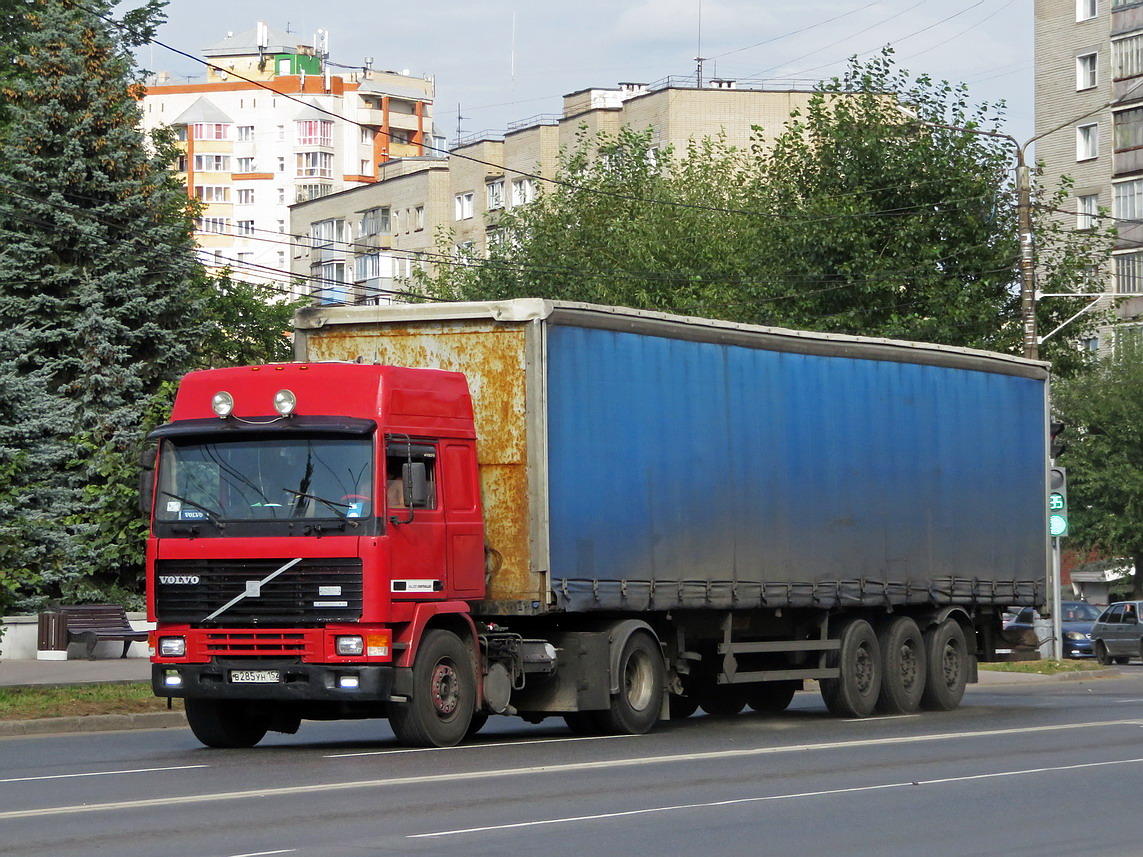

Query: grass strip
[0,683,182,720]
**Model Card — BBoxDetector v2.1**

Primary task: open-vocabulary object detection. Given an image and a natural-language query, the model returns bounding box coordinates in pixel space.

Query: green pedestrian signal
[1049,466,1068,538]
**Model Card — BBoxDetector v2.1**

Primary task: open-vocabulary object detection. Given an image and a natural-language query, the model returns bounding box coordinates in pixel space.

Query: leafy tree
[0,0,203,607]
[201,272,302,368]
[417,51,1112,366]
[1053,338,1143,599]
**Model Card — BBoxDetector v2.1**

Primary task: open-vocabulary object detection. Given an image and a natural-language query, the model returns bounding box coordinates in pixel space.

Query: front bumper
[152,661,395,702]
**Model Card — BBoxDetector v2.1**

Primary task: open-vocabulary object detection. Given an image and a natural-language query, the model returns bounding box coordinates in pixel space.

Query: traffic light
[1050,421,1067,459]
[1049,466,1068,538]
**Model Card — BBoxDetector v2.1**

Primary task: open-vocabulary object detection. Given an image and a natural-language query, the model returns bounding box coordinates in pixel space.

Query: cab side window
[385,442,437,510]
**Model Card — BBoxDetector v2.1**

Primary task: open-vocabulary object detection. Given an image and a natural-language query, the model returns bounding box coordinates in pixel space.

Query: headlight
[1064,631,1087,642]
[336,635,364,656]
[158,636,186,657]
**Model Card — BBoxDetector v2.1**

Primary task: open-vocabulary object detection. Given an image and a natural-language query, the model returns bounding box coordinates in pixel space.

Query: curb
[0,710,187,738]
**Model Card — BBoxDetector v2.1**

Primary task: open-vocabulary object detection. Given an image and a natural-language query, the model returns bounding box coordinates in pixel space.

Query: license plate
[229,669,280,684]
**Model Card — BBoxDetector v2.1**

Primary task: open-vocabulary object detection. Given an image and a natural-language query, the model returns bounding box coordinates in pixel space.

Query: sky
[142,0,1034,144]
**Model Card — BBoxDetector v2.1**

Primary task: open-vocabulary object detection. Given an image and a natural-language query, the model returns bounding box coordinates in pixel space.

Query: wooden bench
[62,605,147,660]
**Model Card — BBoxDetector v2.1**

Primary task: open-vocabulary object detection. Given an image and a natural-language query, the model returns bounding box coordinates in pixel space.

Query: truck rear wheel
[920,618,968,711]
[389,629,475,748]
[699,686,748,716]
[185,698,270,748]
[598,632,665,735]
[746,681,798,713]
[820,618,882,718]
[876,617,926,714]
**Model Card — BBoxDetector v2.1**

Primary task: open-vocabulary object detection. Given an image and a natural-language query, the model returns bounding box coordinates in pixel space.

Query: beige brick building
[1035,0,1143,342]
[291,78,816,305]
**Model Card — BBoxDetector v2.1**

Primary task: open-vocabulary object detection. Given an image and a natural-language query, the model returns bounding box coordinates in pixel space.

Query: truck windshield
[156,436,373,523]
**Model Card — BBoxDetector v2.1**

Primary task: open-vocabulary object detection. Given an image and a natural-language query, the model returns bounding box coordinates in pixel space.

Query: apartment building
[139,22,441,298]
[1035,0,1143,341]
[291,77,816,305]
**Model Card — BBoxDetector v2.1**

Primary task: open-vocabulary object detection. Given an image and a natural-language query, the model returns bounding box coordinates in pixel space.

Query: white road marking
[0,764,208,784]
[410,756,1143,839]
[229,851,295,857]
[325,734,638,758]
[1,719,1140,821]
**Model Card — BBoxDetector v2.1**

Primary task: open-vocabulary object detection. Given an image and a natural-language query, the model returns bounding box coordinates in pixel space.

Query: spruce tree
[0,0,204,605]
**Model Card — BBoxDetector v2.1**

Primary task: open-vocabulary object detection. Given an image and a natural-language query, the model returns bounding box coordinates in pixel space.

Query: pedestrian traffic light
[1050,421,1067,459]
[1049,466,1068,537]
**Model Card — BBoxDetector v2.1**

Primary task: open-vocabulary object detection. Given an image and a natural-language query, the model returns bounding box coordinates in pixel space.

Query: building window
[192,123,228,140]
[1077,194,1099,229]
[511,177,535,206]
[310,218,345,248]
[236,125,254,142]
[487,180,504,210]
[355,252,381,281]
[236,219,255,236]
[1077,53,1098,90]
[1077,123,1099,160]
[1113,34,1143,79]
[196,216,229,234]
[193,186,229,203]
[296,183,332,203]
[236,157,255,173]
[235,251,254,269]
[277,156,285,173]
[454,192,474,220]
[360,159,372,176]
[297,119,333,147]
[314,261,347,305]
[415,205,425,231]
[1078,0,1097,19]
[193,154,230,172]
[296,151,333,178]
[237,188,255,205]
[1115,179,1143,219]
[360,127,375,145]
[360,207,391,236]
[1116,252,1143,293]
[1115,106,1143,151]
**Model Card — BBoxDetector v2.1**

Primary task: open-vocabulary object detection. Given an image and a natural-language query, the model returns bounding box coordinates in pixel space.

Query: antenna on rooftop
[455,102,469,148]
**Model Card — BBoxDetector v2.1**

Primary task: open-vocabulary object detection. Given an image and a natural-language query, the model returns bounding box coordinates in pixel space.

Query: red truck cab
[145,363,485,745]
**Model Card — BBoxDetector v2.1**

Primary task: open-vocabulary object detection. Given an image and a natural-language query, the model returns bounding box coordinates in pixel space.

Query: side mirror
[404,461,429,508]
[138,446,157,516]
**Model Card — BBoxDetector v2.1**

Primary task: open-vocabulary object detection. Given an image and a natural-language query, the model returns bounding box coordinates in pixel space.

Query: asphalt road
[3,669,1142,857]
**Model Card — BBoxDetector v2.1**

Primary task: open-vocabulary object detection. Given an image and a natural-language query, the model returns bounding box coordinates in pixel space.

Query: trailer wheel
[876,617,927,714]
[563,712,607,735]
[669,693,700,720]
[389,629,475,748]
[699,685,748,716]
[598,632,665,735]
[920,618,968,711]
[820,618,882,718]
[746,681,798,713]
[184,698,270,749]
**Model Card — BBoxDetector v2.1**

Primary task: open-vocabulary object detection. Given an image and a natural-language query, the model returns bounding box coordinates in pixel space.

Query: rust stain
[305,319,541,603]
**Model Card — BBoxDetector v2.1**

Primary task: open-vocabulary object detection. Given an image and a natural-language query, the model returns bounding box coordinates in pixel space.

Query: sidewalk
[0,656,151,687]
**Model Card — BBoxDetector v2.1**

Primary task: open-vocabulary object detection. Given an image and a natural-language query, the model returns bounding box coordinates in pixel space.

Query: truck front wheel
[389,629,476,748]
[598,632,665,735]
[821,618,882,718]
[184,698,270,749]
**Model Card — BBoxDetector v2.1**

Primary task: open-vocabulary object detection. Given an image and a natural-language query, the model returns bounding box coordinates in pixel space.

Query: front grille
[203,630,314,657]
[155,558,363,625]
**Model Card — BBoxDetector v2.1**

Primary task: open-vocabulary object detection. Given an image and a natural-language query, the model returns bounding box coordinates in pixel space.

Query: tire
[876,616,927,714]
[699,685,749,716]
[920,618,969,711]
[1096,641,1112,666]
[820,618,882,718]
[466,712,489,737]
[563,712,608,735]
[596,632,666,735]
[669,693,700,720]
[388,629,476,748]
[746,681,798,713]
[1114,656,1131,665]
[184,698,270,749]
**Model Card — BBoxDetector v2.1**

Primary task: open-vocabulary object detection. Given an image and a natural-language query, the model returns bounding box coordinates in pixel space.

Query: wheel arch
[605,619,663,696]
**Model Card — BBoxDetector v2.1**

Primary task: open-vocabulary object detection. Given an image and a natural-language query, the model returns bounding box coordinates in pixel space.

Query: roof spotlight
[274,389,297,416]
[211,391,234,418]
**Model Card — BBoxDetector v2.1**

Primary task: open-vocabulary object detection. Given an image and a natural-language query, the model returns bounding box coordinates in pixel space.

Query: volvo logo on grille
[159,575,200,585]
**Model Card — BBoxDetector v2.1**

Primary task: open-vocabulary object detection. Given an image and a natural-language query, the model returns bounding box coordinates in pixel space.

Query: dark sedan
[1004,601,1102,658]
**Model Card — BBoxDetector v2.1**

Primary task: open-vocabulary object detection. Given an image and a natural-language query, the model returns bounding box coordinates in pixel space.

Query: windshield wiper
[281,489,359,526]
[159,491,226,529]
